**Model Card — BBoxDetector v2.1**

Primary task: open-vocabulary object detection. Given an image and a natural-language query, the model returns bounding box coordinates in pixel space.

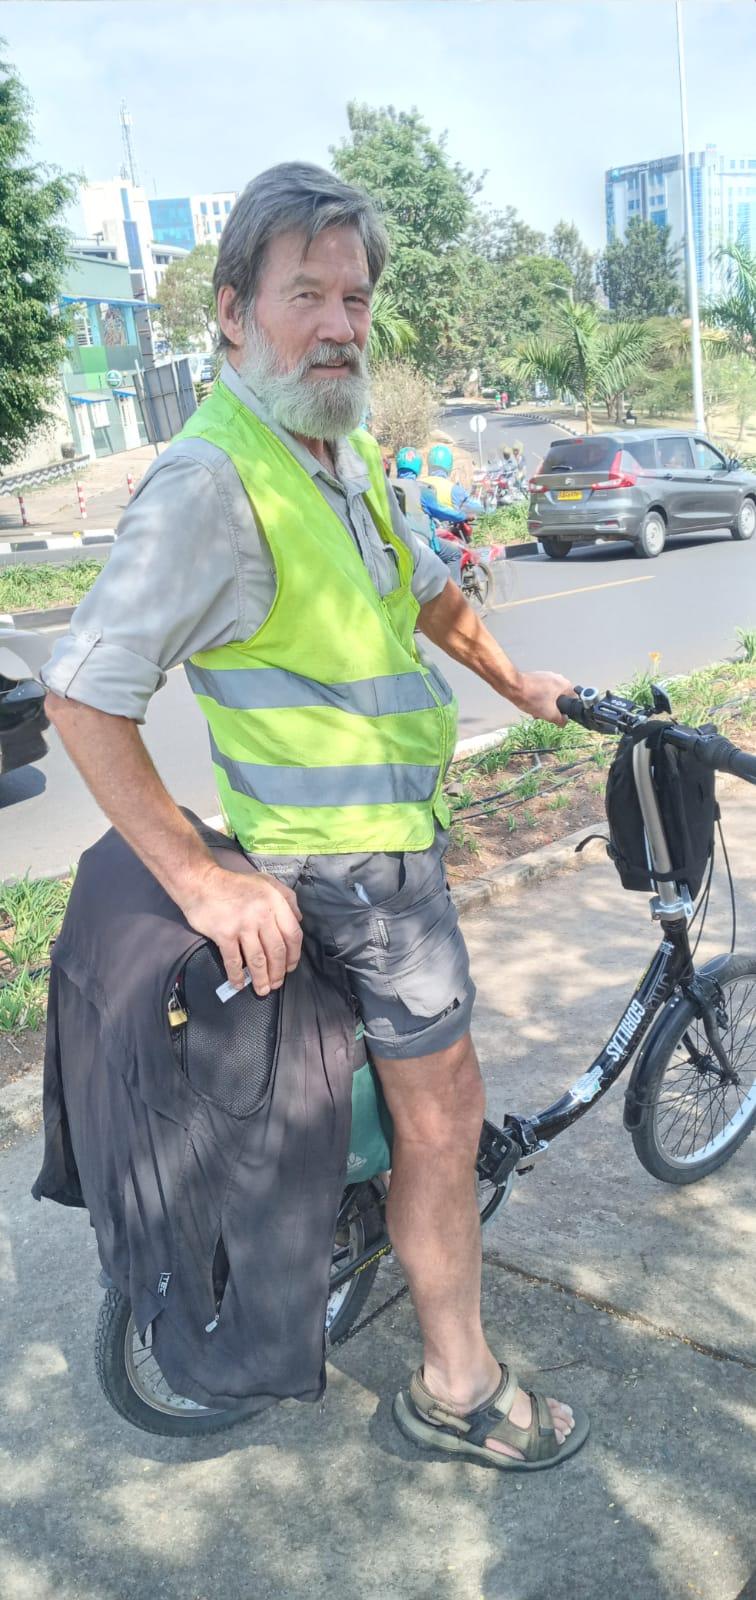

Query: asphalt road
[3,409,755,879]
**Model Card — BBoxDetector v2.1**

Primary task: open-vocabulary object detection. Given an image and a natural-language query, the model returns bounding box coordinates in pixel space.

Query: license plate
[557,490,582,501]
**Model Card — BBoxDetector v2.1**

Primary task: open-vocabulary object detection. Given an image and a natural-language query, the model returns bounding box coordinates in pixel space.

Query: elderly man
[43,163,588,1471]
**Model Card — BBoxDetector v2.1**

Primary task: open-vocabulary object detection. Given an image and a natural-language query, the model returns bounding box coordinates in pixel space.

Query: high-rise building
[149,191,238,251]
[81,178,187,298]
[605,146,756,299]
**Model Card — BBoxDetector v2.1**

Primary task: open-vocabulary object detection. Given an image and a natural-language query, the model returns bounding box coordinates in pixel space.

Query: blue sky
[4,0,755,247]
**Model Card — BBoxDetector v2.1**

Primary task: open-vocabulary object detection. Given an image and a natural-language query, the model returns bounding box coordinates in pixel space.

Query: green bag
[347,1029,393,1181]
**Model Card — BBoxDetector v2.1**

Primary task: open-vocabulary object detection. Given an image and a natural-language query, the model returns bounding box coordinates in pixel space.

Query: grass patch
[471,503,530,545]
[0,559,103,614]
[445,637,756,843]
[0,876,71,1034]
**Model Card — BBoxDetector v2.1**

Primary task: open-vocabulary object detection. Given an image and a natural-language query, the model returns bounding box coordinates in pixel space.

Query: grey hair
[213,162,389,352]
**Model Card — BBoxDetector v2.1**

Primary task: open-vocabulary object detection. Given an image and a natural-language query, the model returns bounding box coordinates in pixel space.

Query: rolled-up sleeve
[385,482,449,607]
[41,446,244,723]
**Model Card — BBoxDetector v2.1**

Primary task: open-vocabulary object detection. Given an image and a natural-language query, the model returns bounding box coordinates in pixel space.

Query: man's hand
[180,865,303,995]
[512,670,575,727]
[417,582,574,726]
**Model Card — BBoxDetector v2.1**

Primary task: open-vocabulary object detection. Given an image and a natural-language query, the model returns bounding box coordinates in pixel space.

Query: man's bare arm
[44,694,302,993]
[417,578,573,723]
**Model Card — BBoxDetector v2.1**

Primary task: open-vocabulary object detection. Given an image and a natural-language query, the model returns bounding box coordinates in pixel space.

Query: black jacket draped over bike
[32,816,355,1410]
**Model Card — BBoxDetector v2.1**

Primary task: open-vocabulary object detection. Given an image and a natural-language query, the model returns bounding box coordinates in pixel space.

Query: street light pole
[675,0,705,433]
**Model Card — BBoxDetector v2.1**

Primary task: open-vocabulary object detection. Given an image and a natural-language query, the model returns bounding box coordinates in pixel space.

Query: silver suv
[527,429,756,559]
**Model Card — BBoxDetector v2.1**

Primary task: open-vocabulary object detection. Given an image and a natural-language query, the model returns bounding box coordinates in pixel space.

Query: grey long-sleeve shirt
[41,361,449,723]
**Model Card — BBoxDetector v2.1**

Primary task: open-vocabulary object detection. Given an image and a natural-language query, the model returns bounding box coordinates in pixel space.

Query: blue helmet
[396,447,423,478]
[427,443,453,475]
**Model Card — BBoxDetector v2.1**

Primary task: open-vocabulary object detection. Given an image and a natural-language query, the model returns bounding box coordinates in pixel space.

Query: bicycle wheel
[630,953,756,1184]
[463,559,492,614]
[94,1181,385,1436]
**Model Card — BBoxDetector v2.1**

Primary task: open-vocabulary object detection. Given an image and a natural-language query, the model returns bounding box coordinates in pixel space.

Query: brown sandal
[393,1363,589,1472]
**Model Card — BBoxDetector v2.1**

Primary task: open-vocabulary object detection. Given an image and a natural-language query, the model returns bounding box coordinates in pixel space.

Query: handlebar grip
[693,733,756,784]
[557,693,588,726]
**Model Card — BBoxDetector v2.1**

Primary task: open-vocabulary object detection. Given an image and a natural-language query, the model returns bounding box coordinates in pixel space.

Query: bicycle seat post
[632,739,692,923]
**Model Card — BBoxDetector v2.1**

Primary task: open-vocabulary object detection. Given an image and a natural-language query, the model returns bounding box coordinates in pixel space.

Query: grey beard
[238,322,370,439]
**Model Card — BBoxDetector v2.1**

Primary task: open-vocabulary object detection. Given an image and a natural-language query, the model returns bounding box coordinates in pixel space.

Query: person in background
[425,444,483,518]
[395,446,463,587]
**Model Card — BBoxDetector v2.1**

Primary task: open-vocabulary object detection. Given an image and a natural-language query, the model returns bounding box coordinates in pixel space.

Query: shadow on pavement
[0,792,754,1599]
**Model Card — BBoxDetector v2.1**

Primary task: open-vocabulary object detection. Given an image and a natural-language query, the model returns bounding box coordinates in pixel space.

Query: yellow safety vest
[177,381,457,853]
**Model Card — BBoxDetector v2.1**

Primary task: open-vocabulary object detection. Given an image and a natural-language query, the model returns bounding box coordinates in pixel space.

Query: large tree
[598,217,683,320]
[549,219,596,303]
[516,299,650,432]
[0,47,77,468]
[331,103,480,374]
[468,204,545,264]
[154,241,218,352]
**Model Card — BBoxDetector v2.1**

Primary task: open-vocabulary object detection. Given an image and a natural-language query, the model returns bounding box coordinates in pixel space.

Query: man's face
[253,225,372,372]
[223,225,374,440]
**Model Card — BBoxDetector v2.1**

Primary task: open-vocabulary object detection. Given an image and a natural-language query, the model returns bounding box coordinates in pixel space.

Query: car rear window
[541,438,619,473]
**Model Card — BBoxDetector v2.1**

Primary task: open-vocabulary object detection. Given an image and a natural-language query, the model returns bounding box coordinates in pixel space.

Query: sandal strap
[408,1365,560,1463]
[469,1386,559,1461]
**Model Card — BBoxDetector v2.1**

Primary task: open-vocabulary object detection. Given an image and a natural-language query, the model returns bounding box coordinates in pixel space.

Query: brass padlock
[168,994,188,1028]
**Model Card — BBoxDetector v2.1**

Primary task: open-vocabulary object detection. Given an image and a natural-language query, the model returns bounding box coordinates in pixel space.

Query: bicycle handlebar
[556,687,756,786]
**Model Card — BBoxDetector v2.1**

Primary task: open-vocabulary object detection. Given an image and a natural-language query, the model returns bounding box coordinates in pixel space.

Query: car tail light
[529,479,546,494]
[590,451,636,491]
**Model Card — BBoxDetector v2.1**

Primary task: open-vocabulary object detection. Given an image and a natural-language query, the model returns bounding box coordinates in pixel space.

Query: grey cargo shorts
[246,826,475,1060]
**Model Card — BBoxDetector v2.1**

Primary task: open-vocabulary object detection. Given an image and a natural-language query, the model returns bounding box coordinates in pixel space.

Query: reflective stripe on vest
[176,383,457,854]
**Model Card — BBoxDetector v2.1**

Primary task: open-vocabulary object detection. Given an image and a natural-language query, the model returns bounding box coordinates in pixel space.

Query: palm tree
[708,241,756,358]
[515,301,650,432]
[368,289,417,363]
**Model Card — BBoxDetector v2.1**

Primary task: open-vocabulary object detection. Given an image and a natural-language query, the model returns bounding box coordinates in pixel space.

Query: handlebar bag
[604,720,718,897]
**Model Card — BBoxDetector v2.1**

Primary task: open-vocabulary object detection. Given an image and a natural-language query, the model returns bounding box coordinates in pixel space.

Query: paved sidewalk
[0,445,157,537]
[1,794,754,1599]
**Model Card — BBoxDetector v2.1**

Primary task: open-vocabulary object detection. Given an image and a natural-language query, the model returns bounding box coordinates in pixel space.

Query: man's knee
[374,1034,485,1154]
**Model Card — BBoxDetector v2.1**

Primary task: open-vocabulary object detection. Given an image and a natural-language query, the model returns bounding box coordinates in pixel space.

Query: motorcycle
[429,518,506,615]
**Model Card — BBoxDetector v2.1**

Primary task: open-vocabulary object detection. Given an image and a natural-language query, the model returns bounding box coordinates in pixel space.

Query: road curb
[9,604,77,629]
[453,824,600,920]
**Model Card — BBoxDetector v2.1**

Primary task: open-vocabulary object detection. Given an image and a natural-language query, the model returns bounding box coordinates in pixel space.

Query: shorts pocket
[381,893,471,1019]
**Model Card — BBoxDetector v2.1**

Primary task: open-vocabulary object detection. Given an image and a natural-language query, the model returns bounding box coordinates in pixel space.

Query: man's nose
[316,297,357,344]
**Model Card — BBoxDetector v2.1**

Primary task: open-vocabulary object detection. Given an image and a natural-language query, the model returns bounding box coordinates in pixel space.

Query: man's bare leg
[373,1032,574,1459]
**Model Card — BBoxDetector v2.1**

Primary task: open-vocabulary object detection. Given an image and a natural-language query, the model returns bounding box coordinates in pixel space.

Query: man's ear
[217,284,245,350]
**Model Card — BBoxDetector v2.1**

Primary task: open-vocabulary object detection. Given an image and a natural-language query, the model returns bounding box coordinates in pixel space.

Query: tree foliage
[597,218,683,320]
[468,205,545,264]
[367,288,416,363]
[549,219,596,302]
[368,359,438,458]
[0,47,77,468]
[332,103,480,374]
[154,242,218,352]
[516,300,650,431]
[708,241,756,358]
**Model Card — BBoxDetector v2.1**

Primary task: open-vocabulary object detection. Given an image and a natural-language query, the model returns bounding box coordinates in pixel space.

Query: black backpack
[603,720,718,897]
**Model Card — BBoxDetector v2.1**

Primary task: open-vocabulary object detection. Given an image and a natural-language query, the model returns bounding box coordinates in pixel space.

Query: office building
[81,179,189,299]
[149,191,238,251]
[605,146,756,299]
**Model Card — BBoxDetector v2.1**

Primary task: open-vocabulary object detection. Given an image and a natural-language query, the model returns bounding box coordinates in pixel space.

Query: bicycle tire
[94,1181,385,1437]
[630,953,756,1184]
[463,559,492,614]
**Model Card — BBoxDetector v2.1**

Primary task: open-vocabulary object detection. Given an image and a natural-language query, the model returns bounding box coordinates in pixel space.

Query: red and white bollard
[17,494,29,528]
[76,481,87,521]
[126,472,135,497]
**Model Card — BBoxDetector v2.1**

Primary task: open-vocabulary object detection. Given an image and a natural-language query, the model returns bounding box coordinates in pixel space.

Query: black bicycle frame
[477,919,693,1187]
[331,719,730,1290]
